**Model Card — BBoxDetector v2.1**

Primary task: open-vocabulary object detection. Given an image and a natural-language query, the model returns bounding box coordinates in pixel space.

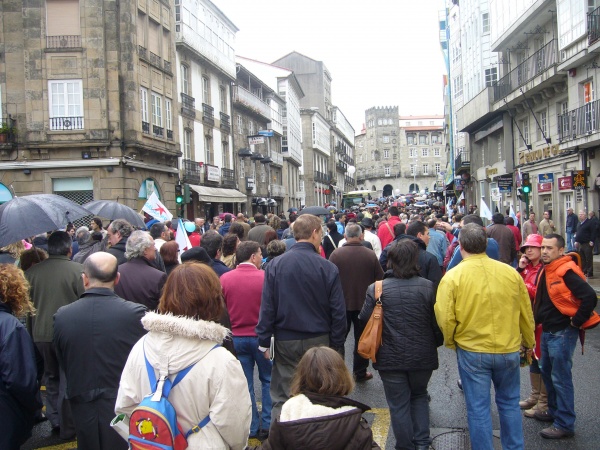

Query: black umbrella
[298,206,331,216]
[83,200,146,228]
[287,207,299,213]
[0,194,92,247]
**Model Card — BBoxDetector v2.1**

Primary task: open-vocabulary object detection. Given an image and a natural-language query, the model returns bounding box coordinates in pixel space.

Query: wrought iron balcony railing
[221,168,235,188]
[492,39,557,102]
[167,129,173,140]
[182,159,201,185]
[49,116,84,131]
[142,121,150,134]
[202,103,214,126]
[220,112,231,133]
[558,99,600,141]
[455,149,470,168]
[46,35,81,49]
[589,6,600,45]
[153,125,164,138]
[181,93,196,118]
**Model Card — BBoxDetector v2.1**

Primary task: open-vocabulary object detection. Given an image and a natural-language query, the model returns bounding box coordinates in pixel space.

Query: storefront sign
[538,173,554,183]
[518,144,566,164]
[248,135,264,145]
[573,170,587,190]
[258,130,274,137]
[538,183,552,193]
[485,167,498,177]
[245,177,255,190]
[558,176,572,190]
[497,174,513,193]
[205,164,220,182]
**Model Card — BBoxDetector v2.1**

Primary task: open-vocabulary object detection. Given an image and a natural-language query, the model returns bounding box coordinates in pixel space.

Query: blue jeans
[379,370,432,450]
[233,336,273,435]
[566,228,574,252]
[539,326,579,433]
[456,347,523,450]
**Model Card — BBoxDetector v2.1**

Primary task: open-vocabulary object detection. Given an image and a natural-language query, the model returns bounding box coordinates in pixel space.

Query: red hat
[520,234,543,253]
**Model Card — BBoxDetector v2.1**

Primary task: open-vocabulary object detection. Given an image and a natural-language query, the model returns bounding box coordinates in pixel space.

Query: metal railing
[163,60,172,73]
[558,99,600,141]
[138,46,147,59]
[314,170,329,184]
[142,121,150,134]
[181,93,196,118]
[153,125,164,138]
[46,35,81,48]
[220,112,231,133]
[589,6,600,45]
[336,160,347,172]
[455,149,470,167]
[493,39,557,102]
[231,85,271,119]
[167,129,173,140]
[202,103,214,126]
[182,159,201,185]
[49,116,84,131]
[221,168,235,188]
[149,51,162,69]
[345,176,355,186]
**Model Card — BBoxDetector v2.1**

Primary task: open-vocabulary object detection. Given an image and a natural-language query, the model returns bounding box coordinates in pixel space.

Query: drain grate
[431,429,471,449]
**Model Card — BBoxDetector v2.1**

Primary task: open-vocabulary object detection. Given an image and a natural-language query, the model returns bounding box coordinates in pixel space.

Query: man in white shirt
[361,218,382,258]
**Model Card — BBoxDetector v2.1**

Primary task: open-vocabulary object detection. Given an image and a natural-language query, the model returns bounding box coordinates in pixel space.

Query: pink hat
[520,234,543,253]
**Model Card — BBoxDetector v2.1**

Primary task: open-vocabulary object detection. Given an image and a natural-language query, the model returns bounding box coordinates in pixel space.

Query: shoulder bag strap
[385,222,394,237]
[327,234,337,249]
[375,280,383,303]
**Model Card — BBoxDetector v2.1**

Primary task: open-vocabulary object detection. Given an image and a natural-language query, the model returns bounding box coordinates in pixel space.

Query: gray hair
[108,219,133,239]
[345,223,363,239]
[125,230,154,260]
[76,226,91,245]
[458,223,487,254]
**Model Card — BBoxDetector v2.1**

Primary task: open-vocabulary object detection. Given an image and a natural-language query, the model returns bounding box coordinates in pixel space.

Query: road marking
[31,443,76,450]
[370,408,390,449]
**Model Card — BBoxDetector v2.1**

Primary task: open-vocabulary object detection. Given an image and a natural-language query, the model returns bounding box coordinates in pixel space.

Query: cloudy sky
[213,0,447,134]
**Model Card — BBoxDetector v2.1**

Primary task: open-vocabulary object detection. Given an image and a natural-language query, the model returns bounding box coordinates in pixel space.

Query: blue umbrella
[366,203,378,208]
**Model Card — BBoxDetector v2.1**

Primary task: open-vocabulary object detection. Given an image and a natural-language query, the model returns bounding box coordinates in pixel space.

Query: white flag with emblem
[142,192,173,222]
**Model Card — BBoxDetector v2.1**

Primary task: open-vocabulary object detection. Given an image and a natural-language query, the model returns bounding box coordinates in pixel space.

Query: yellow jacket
[435,253,535,353]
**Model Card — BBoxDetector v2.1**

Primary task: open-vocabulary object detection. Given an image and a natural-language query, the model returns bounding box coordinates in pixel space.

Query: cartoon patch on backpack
[136,417,158,440]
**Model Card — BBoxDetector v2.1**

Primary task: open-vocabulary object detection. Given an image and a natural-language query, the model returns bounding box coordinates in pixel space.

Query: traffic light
[175,184,184,204]
[184,184,191,204]
[522,172,531,194]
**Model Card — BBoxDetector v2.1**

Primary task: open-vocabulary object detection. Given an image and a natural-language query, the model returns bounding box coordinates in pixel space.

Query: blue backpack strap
[143,340,157,390]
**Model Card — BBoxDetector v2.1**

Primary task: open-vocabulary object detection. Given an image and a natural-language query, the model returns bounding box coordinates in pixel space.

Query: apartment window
[520,118,529,147]
[453,75,463,97]
[48,79,84,130]
[151,92,163,137]
[384,149,390,159]
[205,135,213,165]
[240,160,245,178]
[46,0,81,48]
[422,148,429,157]
[219,85,227,113]
[422,164,429,175]
[419,135,427,144]
[140,88,149,132]
[359,154,363,163]
[418,121,423,126]
[434,147,440,156]
[409,148,417,157]
[407,134,416,145]
[482,13,489,34]
[183,129,191,159]
[165,99,172,136]
[538,110,548,141]
[202,77,210,104]
[174,0,180,22]
[237,114,243,134]
[485,67,498,87]
[432,135,439,143]
[249,121,255,136]
[222,141,230,168]
[435,163,441,173]
[384,166,391,176]
[405,121,411,126]
[383,135,390,143]
[410,164,416,176]
[181,64,189,94]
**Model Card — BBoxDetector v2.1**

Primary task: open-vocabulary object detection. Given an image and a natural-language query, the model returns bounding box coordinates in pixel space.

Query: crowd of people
[0,198,598,450]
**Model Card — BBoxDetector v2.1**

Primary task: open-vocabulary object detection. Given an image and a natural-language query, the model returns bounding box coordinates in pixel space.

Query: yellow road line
[370,408,390,449]
[32,442,76,450]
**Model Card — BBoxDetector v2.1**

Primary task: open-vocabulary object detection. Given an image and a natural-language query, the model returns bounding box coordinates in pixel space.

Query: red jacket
[378,216,401,249]
[221,264,265,336]
[520,261,543,304]
[507,225,522,251]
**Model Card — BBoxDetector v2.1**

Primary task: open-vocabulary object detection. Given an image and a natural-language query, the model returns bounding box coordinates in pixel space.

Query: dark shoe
[257,429,269,441]
[534,409,554,422]
[457,379,463,391]
[35,412,48,423]
[540,426,574,439]
[355,372,374,382]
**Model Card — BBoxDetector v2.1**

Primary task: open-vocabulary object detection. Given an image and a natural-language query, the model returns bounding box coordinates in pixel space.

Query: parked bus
[341,190,376,210]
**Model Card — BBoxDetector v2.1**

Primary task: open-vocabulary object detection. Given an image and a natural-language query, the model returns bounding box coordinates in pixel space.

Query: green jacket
[26,255,84,342]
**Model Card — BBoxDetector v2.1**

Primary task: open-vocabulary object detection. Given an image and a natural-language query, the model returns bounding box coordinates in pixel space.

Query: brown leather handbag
[358,280,383,362]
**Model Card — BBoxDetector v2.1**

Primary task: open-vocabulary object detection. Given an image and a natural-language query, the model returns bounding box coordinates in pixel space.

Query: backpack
[128,343,219,450]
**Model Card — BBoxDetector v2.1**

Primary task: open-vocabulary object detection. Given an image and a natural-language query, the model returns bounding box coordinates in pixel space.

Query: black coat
[114,257,167,310]
[359,274,443,372]
[575,218,597,243]
[106,238,127,265]
[53,288,147,402]
[0,303,42,449]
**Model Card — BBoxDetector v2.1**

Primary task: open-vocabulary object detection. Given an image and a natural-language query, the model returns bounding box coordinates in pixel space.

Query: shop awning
[189,185,247,203]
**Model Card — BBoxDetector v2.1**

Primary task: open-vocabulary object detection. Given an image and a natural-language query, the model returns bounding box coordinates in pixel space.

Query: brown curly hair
[0,264,35,317]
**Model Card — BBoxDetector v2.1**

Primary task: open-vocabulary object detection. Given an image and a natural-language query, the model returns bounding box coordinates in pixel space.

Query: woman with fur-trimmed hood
[115,262,251,449]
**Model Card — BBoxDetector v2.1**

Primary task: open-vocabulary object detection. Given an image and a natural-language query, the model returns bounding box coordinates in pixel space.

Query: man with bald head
[54,252,147,449]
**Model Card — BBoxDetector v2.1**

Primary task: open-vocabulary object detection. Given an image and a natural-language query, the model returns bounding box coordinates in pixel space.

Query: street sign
[538,173,554,183]
[558,176,573,190]
[572,170,587,190]
[258,130,274,137]
[538,183,552,193]
[248,135,264,145]
[497,174,513,193]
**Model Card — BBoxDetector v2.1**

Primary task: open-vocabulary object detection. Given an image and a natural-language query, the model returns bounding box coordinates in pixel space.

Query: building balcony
[46,35,81,49]
[182,159,201,185]
[493,39,557,103]
[153,125,164,138]
[149,51,162,69]
[314,170,330,184]
[270,150,283,167]
[589,6,600,45]
[221,168,235,188]
[220,112,231,134]
[270,183,286,197]
[138,45,147,60]
[455,149,470,174]
[202,103,214,126]
[232,85,271,120]
[558,99,600,142]
[336,160,347,172]
[49,116,84,131]
[163,60,172,73]
[0,117,17,145]
[181,93,196,119]
[167,129,173,140]
[142,121,150,134]
[344,176,355,187]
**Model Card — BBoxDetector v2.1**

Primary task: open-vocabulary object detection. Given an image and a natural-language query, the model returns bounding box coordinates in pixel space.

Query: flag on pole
[142,192,173,222]
[175,219,192,253]
[479,199,493,220]
[458,191,465,202]
[509,204,519,227]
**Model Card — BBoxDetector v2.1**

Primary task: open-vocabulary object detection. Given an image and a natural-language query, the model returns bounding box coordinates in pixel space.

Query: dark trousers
[270,334,329,422]
[346,310,370,377]
[380,370,433,450]
[578,243,593,276]
[35,342,75,439]
[70,398,127,450]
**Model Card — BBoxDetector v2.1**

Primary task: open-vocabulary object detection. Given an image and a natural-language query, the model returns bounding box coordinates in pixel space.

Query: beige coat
[115,312,251,449]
